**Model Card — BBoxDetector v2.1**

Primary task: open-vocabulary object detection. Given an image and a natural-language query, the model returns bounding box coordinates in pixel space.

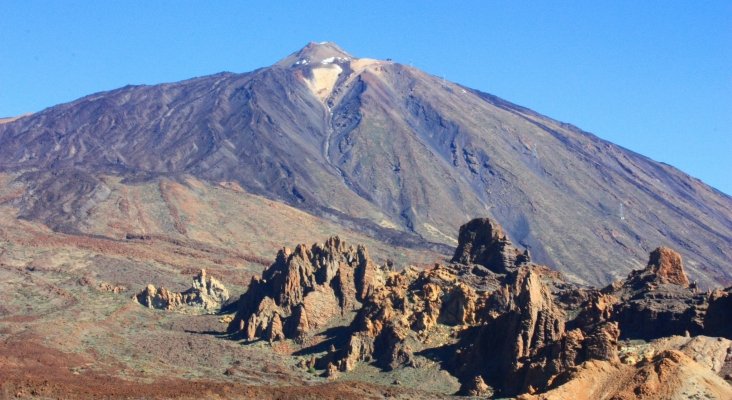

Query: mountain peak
[276,42,353,67]
[1,40,730,288]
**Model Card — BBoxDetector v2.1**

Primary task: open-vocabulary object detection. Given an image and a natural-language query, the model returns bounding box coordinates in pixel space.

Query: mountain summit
[276,41,353,67]
[0,42,729,286]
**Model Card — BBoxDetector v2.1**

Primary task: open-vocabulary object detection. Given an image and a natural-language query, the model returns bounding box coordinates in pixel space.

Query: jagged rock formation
[228,236,384,342]
[324,262,501,373]
[645,247,690,286]
[136,269,229,313]
[444,264,624,396]
[451,217,530,273]
[606,247,706,339]
[229,217,732,398]
[313,218,626,396]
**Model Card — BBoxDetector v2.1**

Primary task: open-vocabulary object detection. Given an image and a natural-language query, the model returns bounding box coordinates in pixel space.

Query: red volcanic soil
[0,338,413,400]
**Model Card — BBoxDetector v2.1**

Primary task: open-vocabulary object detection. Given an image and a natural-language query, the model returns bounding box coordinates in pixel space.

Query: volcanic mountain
[0,42,730,286]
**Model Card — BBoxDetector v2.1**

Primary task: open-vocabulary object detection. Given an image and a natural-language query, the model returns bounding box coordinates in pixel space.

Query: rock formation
[607,247,706,339]
[525,346,732,400]
[622,246,690,288]
[228,236,384,342]
[329,262,500,372]
[226,217,732,398]
[317,218,598,396]
[646,246,691,286]
[136,269,229,313]
[459,375,493,397]
[451,217,530,273]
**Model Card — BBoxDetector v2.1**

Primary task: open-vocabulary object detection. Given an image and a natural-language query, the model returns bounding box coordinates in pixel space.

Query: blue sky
[1,1,730,194]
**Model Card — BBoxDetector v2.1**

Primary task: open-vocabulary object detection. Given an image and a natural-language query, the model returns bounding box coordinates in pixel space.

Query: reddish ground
[0,338,421,400]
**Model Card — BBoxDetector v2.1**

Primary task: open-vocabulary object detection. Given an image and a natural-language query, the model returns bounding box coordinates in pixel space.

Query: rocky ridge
[228,236,385,342]
[136,269,230,313]
[229,217,732,398]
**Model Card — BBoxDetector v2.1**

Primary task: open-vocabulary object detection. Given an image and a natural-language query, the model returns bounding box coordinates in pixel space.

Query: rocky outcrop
[608,247,706,339]
[287,220,722,397]
[623,246,690,288]
[459,375,492,397]
[135,269,229,313]
[226,218,730,398]
[323,220,729,396]
[228,236,384,342]
[327,262,502,373]
[451,218,529,273]
[612,349,731,400]
[447,265,569,396]
[527,347,732,400]
[647,247,690,286]
[314,219,599,396]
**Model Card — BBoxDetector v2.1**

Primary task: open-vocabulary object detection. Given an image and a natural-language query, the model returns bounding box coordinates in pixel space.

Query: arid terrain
[0,171,444,398]
[0,43,730,399]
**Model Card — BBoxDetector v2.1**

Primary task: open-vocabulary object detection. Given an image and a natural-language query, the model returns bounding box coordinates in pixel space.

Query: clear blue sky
[1,1,730,194]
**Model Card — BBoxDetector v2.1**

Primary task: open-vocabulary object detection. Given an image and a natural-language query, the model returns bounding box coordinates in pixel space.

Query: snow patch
[321,56,350,65]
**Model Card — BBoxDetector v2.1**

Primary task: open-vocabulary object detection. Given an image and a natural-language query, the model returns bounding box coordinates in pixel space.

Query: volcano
[0,42,729,286]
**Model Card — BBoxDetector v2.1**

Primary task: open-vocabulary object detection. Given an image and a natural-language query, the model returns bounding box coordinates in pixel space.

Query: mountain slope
[0,42,729,286]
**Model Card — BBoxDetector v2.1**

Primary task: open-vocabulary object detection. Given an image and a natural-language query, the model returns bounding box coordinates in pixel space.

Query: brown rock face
[646,247,690,287]
[582,322,621,363]
[315,221,721,397]
[328,255,620,397]
[610,350,726,400]
[529,346,732,400]
[511,267,566,358]
[317,219,620,396]
[449,265,595,396]
[609,248,705,340]
[135,269,229,313]
[228,236,383,342]
[330,262,500,372]
[451,218,528,273]
[439,282,478,326]
[224,219,725,398]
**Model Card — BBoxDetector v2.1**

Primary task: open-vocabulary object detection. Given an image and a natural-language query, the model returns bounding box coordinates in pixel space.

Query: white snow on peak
[321,56,350,65]
[293,58,310,66]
